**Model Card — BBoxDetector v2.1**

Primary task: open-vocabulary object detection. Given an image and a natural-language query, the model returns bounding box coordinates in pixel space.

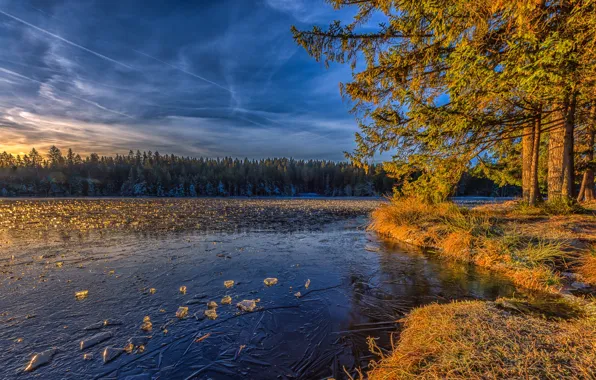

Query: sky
[0,0,361,160]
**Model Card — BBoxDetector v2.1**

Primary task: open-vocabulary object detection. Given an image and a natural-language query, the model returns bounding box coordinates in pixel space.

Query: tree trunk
[562,93,576,198]
[523,113,542,205]
[529,113,542,205]
[578,108,595,203]
[548,94,576,202]
[522,124,534,203]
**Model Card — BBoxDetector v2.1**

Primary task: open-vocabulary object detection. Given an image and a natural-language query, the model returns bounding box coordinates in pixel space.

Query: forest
[0,146,397,197]
[293,0,596,207]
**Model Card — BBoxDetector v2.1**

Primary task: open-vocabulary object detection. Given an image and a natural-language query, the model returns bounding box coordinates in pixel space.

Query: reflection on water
[0,219,514,379]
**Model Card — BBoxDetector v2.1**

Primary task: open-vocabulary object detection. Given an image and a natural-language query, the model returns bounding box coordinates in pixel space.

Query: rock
[264,278,278,286]
[221,295,232,305]
[25,348,56,372]
[81,332,112,350]
[571,281,590,290]
[207,301,218,309]
[102,347,124,363]
[204,309,218,320]
[237,299,259,312]
[224,280,235,288]
[561,272,578,280]
[176,306,189,319]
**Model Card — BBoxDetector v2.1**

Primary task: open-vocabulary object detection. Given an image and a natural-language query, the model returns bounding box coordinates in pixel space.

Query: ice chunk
[224,280,234,288]
[207,301,218,309]
[236,299,259,312]
[84,321,104,331]
[294,292,301,298]
[102,347,124,363]
[140,316,152,332]
[124,342,134,354]
[75,290,89,300]
[264,278,278,286]
[83,353,93,360]
[204,309,218,320]
[176,306,189,319]
[221,295,232,305]
[25,348,56,372]
[179,286,187,294]
[149,288,156,294]
[128,336,151,347]
[80,332,112,350]
[103,319,123,326]
[305,279,310,289]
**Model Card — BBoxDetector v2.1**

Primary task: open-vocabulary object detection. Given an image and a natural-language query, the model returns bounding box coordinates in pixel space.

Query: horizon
[0,0,364,160]
[1,144,367,163]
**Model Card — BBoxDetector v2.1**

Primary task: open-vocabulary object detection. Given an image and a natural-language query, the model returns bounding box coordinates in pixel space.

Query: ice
[236,299,259,312]
[102,347,124,363]
[264,278,278,286]
[140,316,152,332]
[80,332,112,350]
[221,295,232,305]
[24,348,56,372]
[75,290,89,300]
[224,280,235,288]
[204,309,218,320]
[176,306,189,319]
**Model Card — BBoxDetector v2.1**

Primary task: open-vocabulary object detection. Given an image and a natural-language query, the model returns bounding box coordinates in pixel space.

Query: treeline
[0,147,396,197]
[294,1,596,205]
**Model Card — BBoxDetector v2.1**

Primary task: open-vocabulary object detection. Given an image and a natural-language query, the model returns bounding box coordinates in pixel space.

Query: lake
[0,199,514,379]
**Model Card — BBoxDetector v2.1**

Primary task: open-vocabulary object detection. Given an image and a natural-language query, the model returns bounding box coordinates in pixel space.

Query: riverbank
[368,198,596,379]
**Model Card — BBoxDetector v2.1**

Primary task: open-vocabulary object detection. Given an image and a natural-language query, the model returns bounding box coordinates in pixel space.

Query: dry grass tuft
[368,301,596,380]
[579,246,596,285]
[370,197,570,291]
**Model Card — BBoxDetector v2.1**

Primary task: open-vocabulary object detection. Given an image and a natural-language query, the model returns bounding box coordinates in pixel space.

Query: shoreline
[367,198,596,379]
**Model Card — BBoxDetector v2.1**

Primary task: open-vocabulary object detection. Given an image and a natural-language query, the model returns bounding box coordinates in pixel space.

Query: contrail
[0,67,134,119]
[0,9,134,70]
[134,49,232,93]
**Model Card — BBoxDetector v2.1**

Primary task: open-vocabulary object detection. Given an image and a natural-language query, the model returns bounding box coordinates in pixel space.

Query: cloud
[0,0,357,160]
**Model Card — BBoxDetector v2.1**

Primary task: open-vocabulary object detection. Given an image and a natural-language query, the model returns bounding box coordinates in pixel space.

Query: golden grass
[579,248,596,285]
[370,197,573,292]
[367,199,596,380]
[368,300,596,380]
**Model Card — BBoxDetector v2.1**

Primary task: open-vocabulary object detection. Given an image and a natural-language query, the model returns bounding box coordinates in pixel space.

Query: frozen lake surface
[0,199,514,379]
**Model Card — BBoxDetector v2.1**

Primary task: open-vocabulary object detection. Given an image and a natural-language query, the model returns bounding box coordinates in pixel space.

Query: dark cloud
[0,0,358,159]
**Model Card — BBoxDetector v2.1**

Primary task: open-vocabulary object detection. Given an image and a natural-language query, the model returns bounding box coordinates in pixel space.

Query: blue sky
[0,0,360,160]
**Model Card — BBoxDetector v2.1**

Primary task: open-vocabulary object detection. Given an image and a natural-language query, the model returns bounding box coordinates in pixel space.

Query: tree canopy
[293,0,596,204]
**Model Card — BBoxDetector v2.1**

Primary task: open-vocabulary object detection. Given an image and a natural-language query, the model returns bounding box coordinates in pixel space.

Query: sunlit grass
[370,197,574,291]
[367,300,596,379]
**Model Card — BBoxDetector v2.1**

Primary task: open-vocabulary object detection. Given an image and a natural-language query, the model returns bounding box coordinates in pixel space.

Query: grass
[579,246,596,285]
[366,197,596,379]
[367,300,596,380]
[370,197,575,291]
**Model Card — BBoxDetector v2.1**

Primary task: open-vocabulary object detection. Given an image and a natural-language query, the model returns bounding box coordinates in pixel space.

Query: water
[0,201,515,379]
